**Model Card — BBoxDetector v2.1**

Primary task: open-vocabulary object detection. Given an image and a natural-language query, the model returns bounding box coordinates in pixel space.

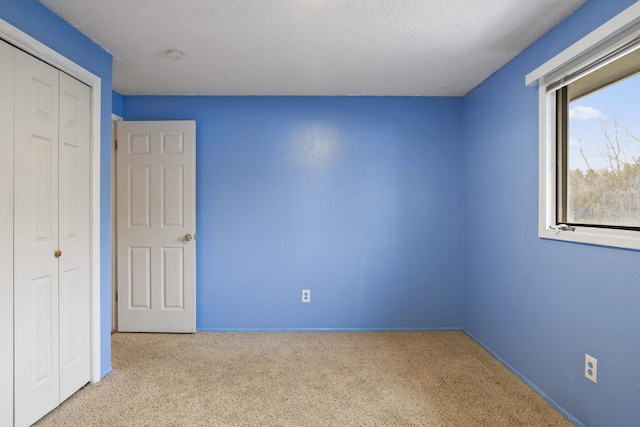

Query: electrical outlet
[585,354,598,383]
[302,289,311,303]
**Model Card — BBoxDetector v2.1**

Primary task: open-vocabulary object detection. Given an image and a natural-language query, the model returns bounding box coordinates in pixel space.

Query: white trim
[0,19,103,382]
[526,2,640,87]
[530,2,640,251]
[110,115,122,333]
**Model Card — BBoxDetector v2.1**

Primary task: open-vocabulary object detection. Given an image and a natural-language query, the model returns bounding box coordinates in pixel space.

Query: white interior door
[0,38,14,427]
[58,71,91,402]
[13,48,61,427]
[117,121,196,332]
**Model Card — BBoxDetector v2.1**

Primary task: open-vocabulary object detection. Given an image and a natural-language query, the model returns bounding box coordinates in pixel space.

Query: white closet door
[0,39,15,427]
[58,71,91,402]
[13,49,61,427]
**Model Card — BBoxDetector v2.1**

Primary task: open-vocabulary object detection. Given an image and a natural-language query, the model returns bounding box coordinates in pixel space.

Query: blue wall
[112,91,124,118]
[0,0,113,376]
[123,96,464,330]
[463,1,640,426]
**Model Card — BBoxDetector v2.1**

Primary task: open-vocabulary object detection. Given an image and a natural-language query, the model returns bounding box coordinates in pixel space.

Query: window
[558,48,640,230]
[527,2,640,250]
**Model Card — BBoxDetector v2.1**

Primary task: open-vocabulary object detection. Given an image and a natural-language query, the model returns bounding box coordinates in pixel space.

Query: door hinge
[115,139,118,150]
[115,292,118,302]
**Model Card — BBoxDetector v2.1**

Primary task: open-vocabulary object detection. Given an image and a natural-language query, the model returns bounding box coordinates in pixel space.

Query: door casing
[111,115,122,332]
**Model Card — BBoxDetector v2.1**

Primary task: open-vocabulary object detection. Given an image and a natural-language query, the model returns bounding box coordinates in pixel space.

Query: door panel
[162,247,184,309]
[129,246,152,309]
[117,121,196,332]
[60,267,80,364]
[13,48,60,427]
[34,137,54,239]
[162,164,184,227]
[129,165,151,227]
[58,72,90,402]
[32,274,56,386]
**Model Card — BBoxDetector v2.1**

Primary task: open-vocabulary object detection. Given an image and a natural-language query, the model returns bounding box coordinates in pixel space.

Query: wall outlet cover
[585,354,598,384]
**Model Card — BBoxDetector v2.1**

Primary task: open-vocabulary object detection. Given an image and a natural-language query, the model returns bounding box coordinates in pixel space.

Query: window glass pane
[567,73,640,227]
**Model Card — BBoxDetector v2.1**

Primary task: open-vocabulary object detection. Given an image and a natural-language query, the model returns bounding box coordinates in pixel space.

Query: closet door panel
[0,39,14,427]
[13,49,60,427]
[58,71,91,401]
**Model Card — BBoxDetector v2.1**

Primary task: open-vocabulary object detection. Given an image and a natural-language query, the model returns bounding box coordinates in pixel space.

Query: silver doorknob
[184,234,193,241]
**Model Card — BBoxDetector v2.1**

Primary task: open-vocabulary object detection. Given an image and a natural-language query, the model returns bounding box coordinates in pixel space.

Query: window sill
[539,224,640,251]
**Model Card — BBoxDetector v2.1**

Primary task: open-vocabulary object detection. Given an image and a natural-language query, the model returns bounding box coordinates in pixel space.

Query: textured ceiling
[38,0,586,96]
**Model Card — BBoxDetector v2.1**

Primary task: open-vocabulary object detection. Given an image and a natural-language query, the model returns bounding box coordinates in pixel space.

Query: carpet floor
[35,331,571,426]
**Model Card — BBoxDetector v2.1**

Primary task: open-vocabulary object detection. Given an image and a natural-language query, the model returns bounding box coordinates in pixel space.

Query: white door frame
[111,114,122,332]
[0,19,103,383]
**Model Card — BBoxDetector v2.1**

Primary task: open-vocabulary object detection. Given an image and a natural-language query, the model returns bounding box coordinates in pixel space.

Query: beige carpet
[35,331,571,426]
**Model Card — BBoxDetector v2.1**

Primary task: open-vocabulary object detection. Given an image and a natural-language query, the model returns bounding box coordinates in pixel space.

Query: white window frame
[526,2,640,251]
